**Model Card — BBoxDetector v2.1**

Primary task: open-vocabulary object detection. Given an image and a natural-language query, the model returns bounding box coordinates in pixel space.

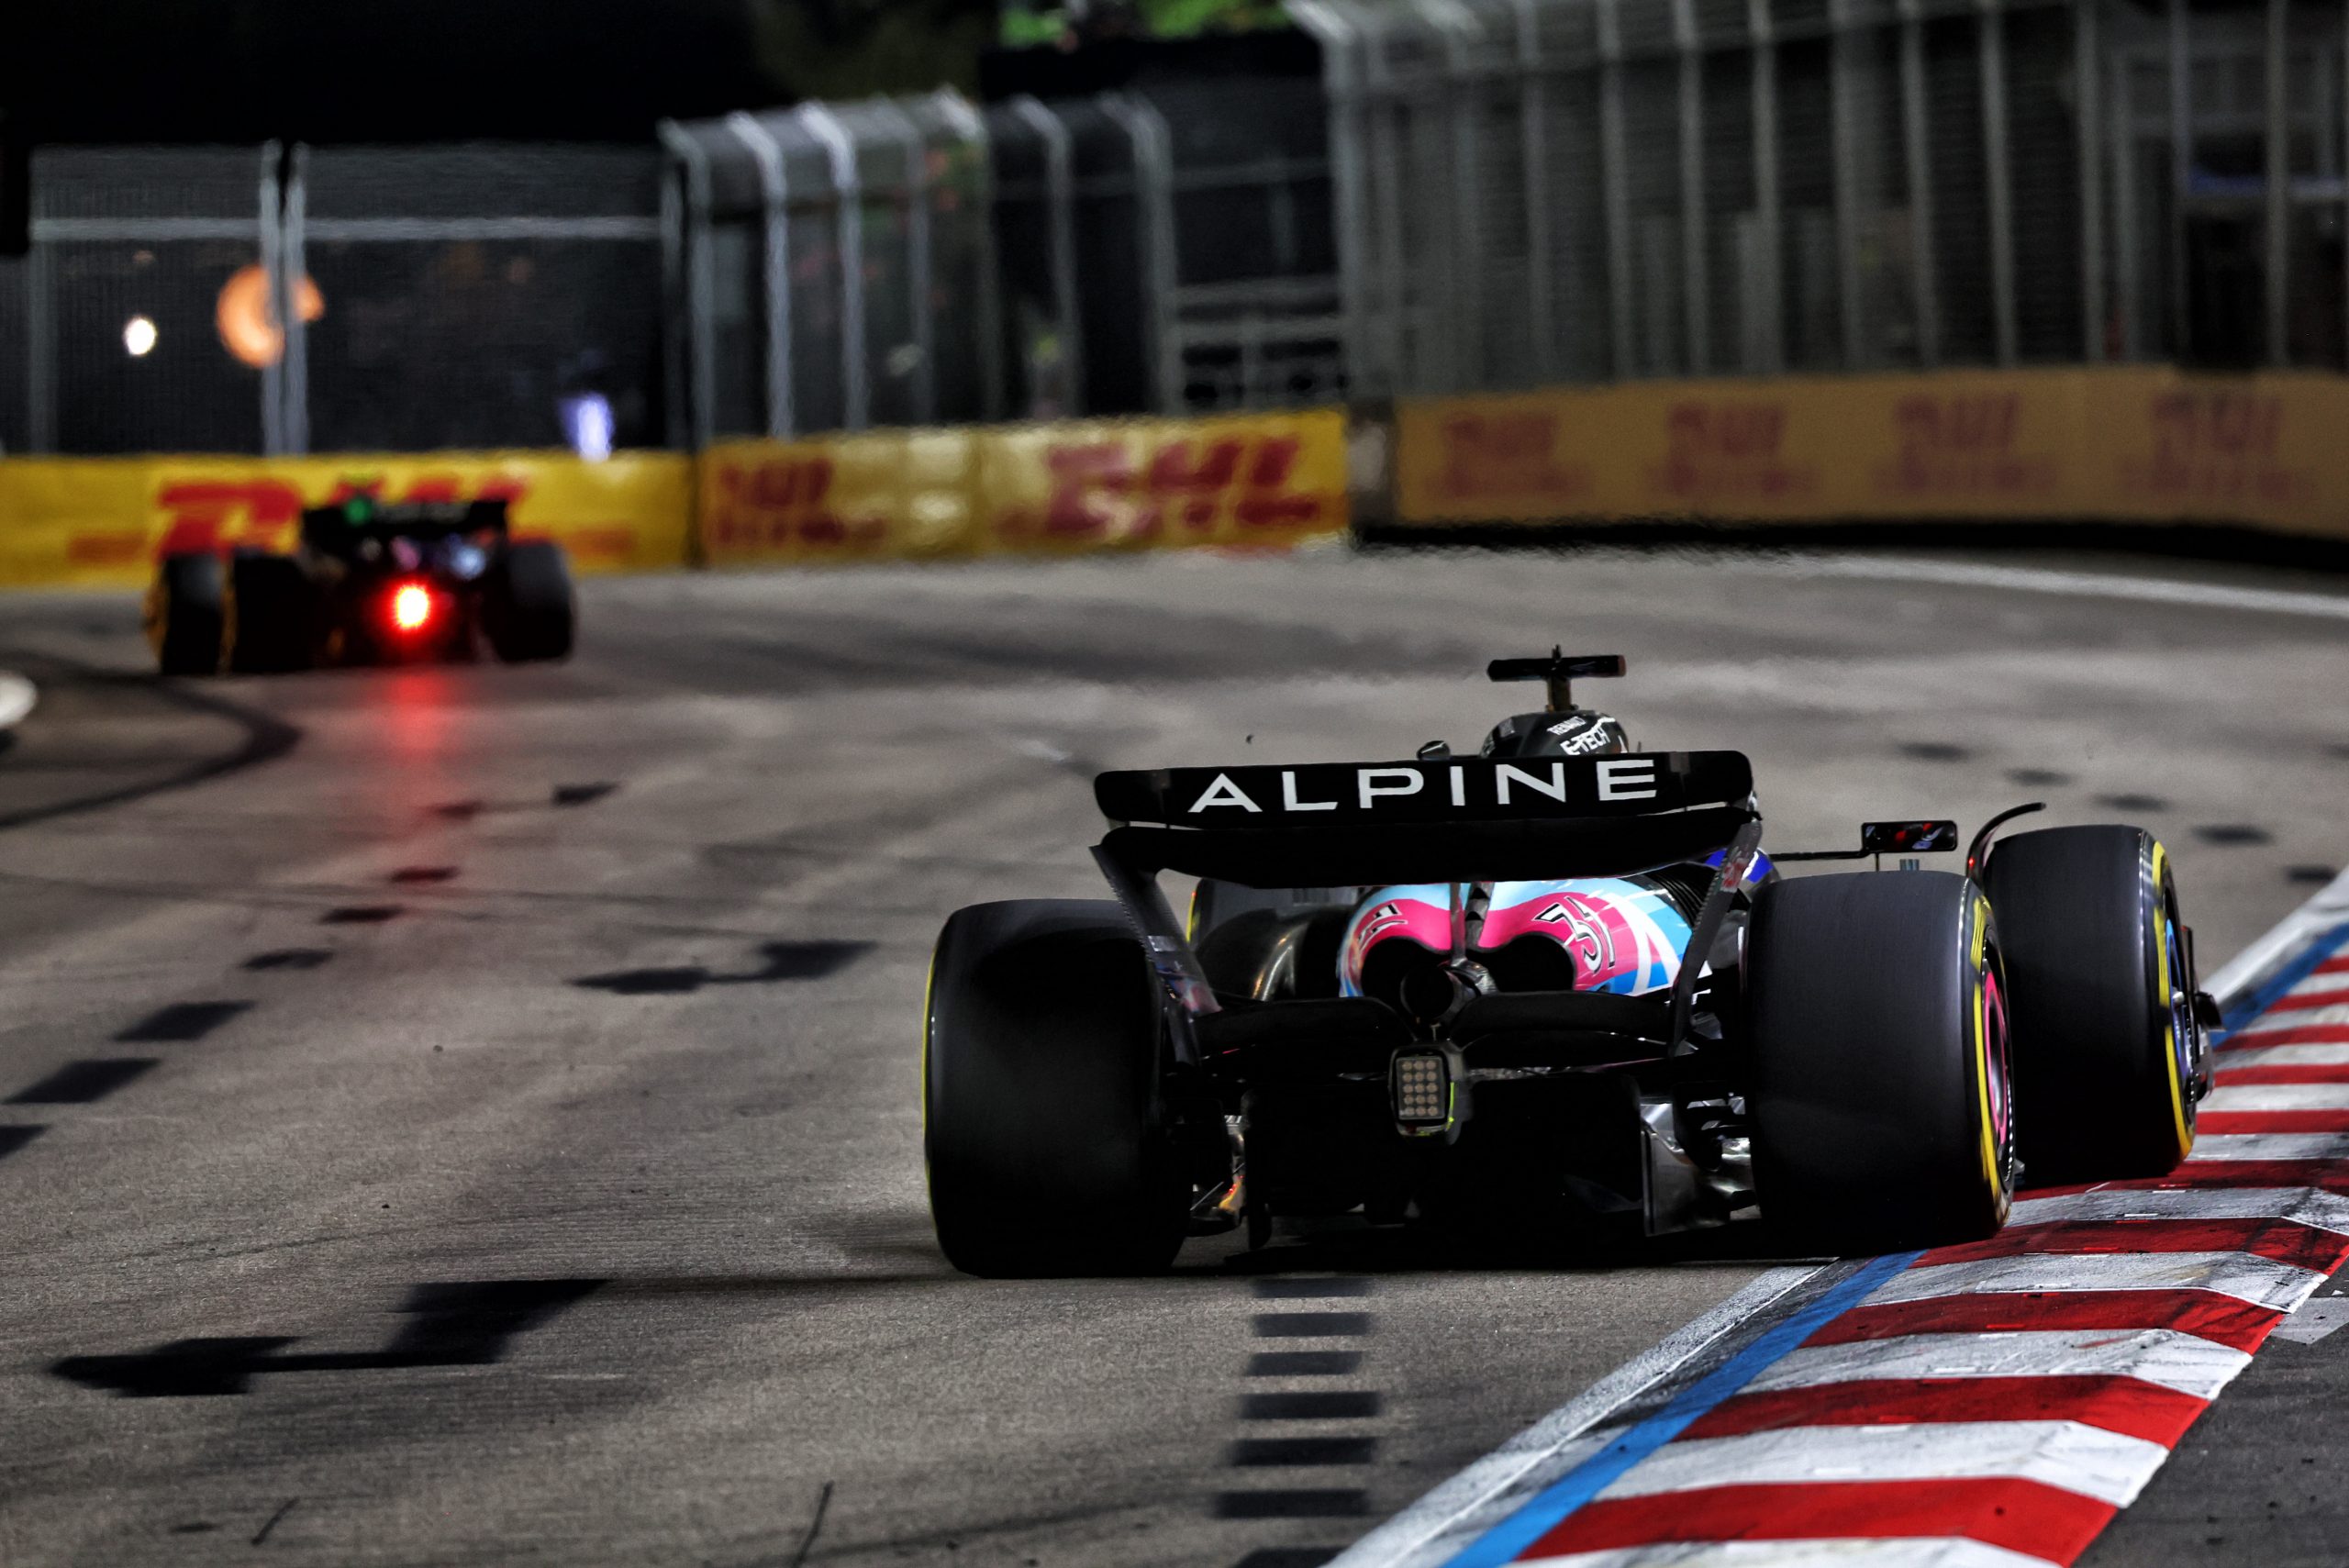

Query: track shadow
[52,1279,605,1398]
[573,940,873,996]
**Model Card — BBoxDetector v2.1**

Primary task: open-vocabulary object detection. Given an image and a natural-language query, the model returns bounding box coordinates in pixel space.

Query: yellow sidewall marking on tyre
[2151,840,2191,1157]
[1970,895,2006,1212]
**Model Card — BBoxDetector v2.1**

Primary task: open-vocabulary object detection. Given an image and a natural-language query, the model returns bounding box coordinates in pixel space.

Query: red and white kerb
[1487,943,2349,1567]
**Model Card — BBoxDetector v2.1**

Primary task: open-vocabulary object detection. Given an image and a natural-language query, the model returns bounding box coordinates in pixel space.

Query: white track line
[1322,1265,1829,1568]
[1742,1330,2249,1400]
[1520,1542,2060,1568]
[0,672,34,732]
[1777,556,2349,624]
[2206,865,2349,1006]
[1592,1422,2169,1508]
[1871,1252,2327,1312]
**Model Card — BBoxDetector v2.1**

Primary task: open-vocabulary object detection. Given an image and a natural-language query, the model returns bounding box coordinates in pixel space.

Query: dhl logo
[1895,393,2020,453]
[2148,391,2284,459]
[706,456,890,550]
[1435,412,1586,502]
[1876,392,2054,498]
[1015,434,1326,539]
[145,475,529,557]
[1651,401,1812,502]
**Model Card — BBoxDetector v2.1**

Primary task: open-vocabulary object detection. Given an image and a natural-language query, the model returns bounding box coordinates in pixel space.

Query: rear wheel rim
[1983,962,2016,1194]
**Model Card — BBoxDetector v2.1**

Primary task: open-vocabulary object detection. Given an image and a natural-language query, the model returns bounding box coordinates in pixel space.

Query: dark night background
[1,0,1003,146]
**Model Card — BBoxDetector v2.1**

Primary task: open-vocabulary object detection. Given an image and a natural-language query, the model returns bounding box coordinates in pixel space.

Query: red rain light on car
[389,584,436,633]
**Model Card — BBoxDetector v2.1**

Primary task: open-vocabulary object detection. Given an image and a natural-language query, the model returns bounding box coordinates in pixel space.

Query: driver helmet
[1481,707,1633,760]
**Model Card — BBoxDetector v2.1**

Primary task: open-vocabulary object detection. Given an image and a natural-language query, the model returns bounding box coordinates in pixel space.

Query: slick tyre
[146,552,225,676]
[1748,871,2014,1254]
[1986,825,2199,1184]
[924,899,1187,1277]
[484,541,576,663]
[223,555,317,673]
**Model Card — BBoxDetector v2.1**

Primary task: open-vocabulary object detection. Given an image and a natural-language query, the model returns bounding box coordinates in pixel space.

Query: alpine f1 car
[145,495,575,674]
[924,651,2219,1274]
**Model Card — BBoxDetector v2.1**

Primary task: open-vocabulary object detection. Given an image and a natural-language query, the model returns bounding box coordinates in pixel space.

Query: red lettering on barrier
[706,456,887,553]
[1872,392,2055,499]
[1436,413,1586,503]
[1000,434,1330,542]
[2123,390,2308,506]
[1649,401,1814,504]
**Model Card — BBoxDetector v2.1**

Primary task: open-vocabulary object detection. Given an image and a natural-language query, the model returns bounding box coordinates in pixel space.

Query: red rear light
[389,583,436,633]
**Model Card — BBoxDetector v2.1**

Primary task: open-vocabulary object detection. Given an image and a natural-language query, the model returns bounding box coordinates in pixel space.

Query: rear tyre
[223,555,317,673]
[484,541,576,663]
[1748,871,2013,1253]
[1986,825,2199,1184]
[925,899,1188,1277]
[146,553,224,676]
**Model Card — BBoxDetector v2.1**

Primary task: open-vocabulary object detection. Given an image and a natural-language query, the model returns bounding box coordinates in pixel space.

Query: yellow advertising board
[969,409,1350,553]
[1393,367,2349,538]
[698,409,1351,565]
[699,430,980,566]
[0,451,695,590]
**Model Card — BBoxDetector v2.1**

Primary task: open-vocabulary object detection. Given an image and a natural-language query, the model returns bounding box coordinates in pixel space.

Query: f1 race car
[145,496,575,674]
[923,651,2217,1274]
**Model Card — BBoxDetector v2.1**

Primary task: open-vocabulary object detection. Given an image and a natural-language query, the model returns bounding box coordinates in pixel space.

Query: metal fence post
[929,92,1005,422]
[656,120,718,451]
[282,144,310,455]
[1292,0,1377,397]
[1751,0,1786,373]
[726,111,796,438]
[25,167,52,453]
[261,141,286,456]
[2167,0,2191,358]
[2267,0,2292,364]
[1830,0,1866,368]
[1675,0,1712,373]
[872,99,937,425]
[1099,92,1183,414]
[798,104,870,431]
[1979,0,2018,364]
[1898,0,1941,365]
[2111,46,2141,359]
[1366,15,1412,394]
[1009,95,1083,417]
[1599,0,1636,377]
[1506,0,1559,384]
[2077,0,2107,361]
[1419,0,1486,391]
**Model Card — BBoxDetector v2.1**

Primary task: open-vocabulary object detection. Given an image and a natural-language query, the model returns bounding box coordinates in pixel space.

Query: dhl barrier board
[699,409,1350,567]
[1395,366,2349,537]
[0,452,695,591]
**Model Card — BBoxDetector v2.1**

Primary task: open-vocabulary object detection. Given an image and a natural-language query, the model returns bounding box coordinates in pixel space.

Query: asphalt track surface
[3,544,2349,1568]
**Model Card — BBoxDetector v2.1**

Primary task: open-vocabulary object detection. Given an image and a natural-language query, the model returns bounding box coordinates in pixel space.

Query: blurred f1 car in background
[145,496,575,674]
[923,651,2218,1274]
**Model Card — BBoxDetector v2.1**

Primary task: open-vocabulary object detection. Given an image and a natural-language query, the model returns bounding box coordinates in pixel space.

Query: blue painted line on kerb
[1443,1248,1921,1568]
[2220,921,2349,1037]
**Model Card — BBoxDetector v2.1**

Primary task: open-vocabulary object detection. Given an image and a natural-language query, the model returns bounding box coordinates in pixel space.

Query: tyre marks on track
[1222,1276,1381,1562]
[114,1000,251,1042]
[7,1058,159,1104]
[1339,924,2349,1568]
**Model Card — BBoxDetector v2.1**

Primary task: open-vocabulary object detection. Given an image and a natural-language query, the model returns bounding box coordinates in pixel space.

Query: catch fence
[6,0,2349,457]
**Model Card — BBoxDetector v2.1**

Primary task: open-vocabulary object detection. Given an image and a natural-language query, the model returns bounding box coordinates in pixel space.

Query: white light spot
[123,316,159,357]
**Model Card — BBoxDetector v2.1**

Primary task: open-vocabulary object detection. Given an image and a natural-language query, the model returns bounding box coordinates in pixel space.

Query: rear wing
[1094,751,1755,887]
[299,496,511,553]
